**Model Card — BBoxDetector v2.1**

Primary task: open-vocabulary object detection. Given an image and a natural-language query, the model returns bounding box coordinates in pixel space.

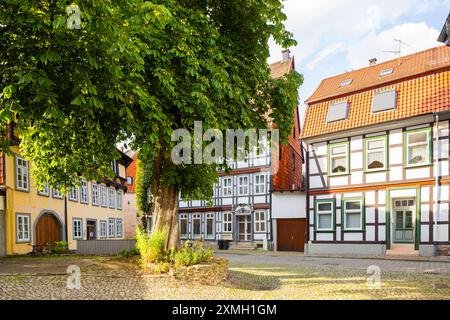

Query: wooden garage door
[36,213,61,250]
[277,219,306,252]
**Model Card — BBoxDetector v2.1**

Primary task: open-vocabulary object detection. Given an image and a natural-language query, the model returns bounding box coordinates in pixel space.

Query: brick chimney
[282,49,291,62]
[369,58,377,66]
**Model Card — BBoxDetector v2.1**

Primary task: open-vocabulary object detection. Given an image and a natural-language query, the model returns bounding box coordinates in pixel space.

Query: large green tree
[1,0,302,249]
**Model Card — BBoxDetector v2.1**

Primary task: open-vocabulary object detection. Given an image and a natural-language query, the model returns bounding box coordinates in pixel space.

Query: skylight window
[372,90,397,113]
[327,101,349,123]
[379,68,394,77]
[339,79,353,87]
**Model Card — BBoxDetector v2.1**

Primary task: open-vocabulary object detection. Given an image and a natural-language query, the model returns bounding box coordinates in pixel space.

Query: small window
[15,156,29,191]
[179,214,188,238]
[126,176,133,185]
[108,218,115,238]
[315,200,335,231]
[80,180,89,204]
[326,101,349,123]
[405,128,432,167]
[254,211,266,232]
[92,183,99,206]
[52,188,63,199]
[73,219,82,239]
[116,219,123,238]
[372,90,397,113]
[222,177,233,197]
[238,176,249,195]
[69,186,78,202]
[192,213,201,238]
[16,214,30,242]
[109,188,115,208]
[379,68,393,77]
[364,136,387,171]
[328,142,349,175]
[339,79,353,87]
[100,220,107,238]
[223,212,232,232]
[205,213,215,239]
[100,185,107,207]
[116,190,122,210]
[254,174,266,194]
[342,199,364,231]
[38,183,50,196]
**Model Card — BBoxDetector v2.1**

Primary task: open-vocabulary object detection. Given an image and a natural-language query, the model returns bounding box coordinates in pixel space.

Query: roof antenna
[383,38,409,66]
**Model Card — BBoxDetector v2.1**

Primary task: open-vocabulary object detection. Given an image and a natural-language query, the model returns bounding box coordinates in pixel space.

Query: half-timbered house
[178,51,306,251]
[303,45,450,257]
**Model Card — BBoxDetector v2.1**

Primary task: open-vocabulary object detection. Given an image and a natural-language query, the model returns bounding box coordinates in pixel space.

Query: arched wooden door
[36,213,61,251]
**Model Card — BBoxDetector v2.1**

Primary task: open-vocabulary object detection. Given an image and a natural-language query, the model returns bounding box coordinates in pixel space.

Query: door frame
[86,219,97,240]
[392,198,416,244]
[32,210,66,246]
[236,214,252,242]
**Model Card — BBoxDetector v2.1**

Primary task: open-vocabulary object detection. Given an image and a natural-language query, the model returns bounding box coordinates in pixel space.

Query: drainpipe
[64,195,68,242]
[434,114,440,255]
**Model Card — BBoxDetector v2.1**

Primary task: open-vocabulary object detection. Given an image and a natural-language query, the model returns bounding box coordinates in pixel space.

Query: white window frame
[405,128,432,168]
[116,189,122,210]
[192,213,202,238]
[205,213,215,239]
[342,198,364,231]
[108,187,115,209]
[108,218,115,238]
[92,183,99,206]
[73,218,83,240]
[364,136,388,172]
[69,186,78,202]
[222,177,233,197]
[238,176,249,196]
[254,174,266,195]
[15,156,29,191]
[179,214,188,239]
[254,211,266,232]
[16,214,30,243]
[328,142,349,176]
[80,180,89,204]
[116,218,123,238]
[38,182,50,196]
[222,212,232,233]
[52,188,63,199]
[100,220,107,238]
[101,185,108,207]
[315,200,335,232]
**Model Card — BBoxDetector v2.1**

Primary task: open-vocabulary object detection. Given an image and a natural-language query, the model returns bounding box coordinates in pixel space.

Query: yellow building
[0,125,133,255]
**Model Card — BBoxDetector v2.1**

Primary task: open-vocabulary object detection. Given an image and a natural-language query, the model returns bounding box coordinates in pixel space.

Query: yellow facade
[3,145,129,255]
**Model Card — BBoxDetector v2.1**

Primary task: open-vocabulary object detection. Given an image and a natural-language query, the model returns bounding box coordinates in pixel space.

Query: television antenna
[383,38,410,65]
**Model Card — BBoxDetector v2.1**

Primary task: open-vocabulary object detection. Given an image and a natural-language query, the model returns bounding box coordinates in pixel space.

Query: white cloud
[346,22,441,69]
[307,43,344,70]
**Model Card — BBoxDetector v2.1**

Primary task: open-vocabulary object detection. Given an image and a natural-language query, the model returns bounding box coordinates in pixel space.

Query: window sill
[315,230,335,233]
[364,169,389,173]
[404,164,432,169]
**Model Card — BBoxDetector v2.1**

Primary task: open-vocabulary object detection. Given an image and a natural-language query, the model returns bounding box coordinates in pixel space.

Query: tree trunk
[150,154,180,250]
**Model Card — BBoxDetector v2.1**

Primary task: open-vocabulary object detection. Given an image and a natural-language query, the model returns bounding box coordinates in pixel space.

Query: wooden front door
[277,218,306,252]
[393,199,415,244]
[237,215,251,241]
[87,220,96,240]
[36,213,61,250]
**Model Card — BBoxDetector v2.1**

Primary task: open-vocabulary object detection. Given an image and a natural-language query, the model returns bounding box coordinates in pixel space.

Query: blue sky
[268,0,450,124]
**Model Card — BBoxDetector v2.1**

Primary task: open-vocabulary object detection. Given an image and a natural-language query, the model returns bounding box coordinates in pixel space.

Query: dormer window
[372,90,397,113]
[326,101,349,123]
[339,79,352,87]
[379,68,393,76]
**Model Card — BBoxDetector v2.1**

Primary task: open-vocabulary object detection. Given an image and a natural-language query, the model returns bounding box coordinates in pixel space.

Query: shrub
[171,241,213,268]
[136,228,166,269]
[50,241,70,255]
[118,248,139,258]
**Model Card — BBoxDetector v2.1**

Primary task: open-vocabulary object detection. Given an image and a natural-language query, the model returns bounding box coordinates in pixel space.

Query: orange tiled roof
[270,58,294,79]
[303,46,450,139]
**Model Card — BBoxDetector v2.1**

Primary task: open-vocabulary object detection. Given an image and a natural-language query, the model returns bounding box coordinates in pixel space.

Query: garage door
[277,218,306,252]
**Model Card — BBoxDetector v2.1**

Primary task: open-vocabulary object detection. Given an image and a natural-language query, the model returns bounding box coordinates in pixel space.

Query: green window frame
[364,135,388,172]
[404,127,432,168]
[328,142,349,176]
[341,198,365,232]
[314,199,336,232]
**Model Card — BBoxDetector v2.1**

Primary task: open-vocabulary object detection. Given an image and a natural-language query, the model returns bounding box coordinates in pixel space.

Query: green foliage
[49,241,70,255]
[1,0,302,200]
[135,228,166,269]
[118,248,140,258]
[170,241,213,268]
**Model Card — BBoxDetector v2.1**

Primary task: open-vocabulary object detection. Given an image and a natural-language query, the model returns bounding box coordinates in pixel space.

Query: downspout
[434,113,440,255]
[64,195,68,242]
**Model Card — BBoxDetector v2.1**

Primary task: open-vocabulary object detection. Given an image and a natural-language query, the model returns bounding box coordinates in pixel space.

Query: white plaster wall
[272,192,306,219]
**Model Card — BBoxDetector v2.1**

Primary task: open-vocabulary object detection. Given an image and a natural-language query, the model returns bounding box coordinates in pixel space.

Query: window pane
[318,214,332,229]
[345,201,361,210]
[327,102,348,122]
[332,157,346,173]
[409,132,427,144]
[332,145,347,155]
[408,145,427,164]
[367,151,384,169]
[180,220,187,235]
[346,212,361,229]
[405,211,413,228]
[318,203,332,211]
[372,90,396,112]
[368,139,384,150]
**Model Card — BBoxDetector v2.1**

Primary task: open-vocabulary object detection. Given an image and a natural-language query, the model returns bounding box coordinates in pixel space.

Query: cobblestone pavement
[0,255,449,300]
